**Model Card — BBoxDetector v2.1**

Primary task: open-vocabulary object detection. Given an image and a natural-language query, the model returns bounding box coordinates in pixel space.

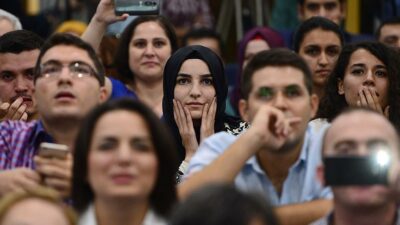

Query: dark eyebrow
[334,140,357,150]
[350,63,366,68]
[177,73,212,77]
[285,84,302,90]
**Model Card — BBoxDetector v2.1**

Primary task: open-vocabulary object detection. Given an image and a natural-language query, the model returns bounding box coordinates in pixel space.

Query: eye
[176,77,190,85]
[350,68,364,76]
[41,64,61,76]
[257,87,274,100]
[201,77,213,85]
[25,69,35,80]
[306,3,319,12]
[324,2,338,11]
[0,71,15,82]
[375,69,387,78]
[326,47,340,57]
[133,40,146,48]
[304,47,320,57]
[153,40,166,48]
[97,139,117,151]
[131,139,152,152]
[71,64,92,76]
[285,86,301,97]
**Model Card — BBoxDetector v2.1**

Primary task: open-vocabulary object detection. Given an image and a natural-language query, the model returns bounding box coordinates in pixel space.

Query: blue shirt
[186,121,331,205]
[109,77,138,100]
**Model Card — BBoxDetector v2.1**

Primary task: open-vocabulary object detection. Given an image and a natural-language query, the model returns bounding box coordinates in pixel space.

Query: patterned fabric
[0,120,53,170]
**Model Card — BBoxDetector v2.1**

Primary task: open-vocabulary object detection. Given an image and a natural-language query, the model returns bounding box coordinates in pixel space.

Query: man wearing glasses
[0,33,107,198]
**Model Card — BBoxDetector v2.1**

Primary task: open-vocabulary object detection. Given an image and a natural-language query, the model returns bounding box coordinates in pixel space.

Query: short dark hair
[72,98,179,216]
[182,27,223,54]
[114,16,178,84]
[33,33,105,86]
[316,42,400,132]
[241,48,313,100]
[170,184,280,225]
[376,17,400,40]
[293,16,344,52]
[0,30,43,54]
[297,0,344,6]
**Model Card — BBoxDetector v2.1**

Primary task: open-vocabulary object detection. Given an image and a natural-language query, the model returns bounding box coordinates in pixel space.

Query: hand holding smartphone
[114,0,160,16]
[38,142,69,159]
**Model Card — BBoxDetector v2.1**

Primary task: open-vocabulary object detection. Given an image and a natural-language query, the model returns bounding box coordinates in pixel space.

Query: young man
[312,108,400,225]
[0,33,108,198]
[293,17,343,99]
[376,17,400,50]
[0,30,43,121]
[180,49,331,225]
[182,28,224,58]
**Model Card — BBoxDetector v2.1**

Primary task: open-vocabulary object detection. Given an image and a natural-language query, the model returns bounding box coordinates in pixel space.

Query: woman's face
[128,21,172,83]
[243,39,270,69]
[174,59,216,119]
[88,110,158,200]
[338,48,389,108]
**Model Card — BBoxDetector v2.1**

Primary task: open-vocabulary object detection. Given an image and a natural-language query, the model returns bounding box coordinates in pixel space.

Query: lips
[186,102,203,106]
[142,61,158,66]
[111,173,135,184]
[10,95,32,103]
[55,91,76,100]
[315,69,331,76]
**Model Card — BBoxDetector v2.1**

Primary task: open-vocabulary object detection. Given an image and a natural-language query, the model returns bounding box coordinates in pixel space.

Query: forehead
[179,59,209,73]
[301,28,341,46]
[303,0,341,5]
[132,21,167,39]
[380,24,400,35]
[245,40,270,54]
[251,66,307,90]
[0,50,39,71]
[348,49,384,66]
[325,112,398,149]
[41,45,94,67]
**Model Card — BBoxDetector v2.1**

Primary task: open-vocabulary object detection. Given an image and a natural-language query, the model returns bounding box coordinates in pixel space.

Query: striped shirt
[0,120,53,170]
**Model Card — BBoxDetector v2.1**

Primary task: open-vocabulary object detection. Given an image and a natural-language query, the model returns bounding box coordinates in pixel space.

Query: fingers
[34,154,72,180]
[0,98,28,121]
[358,87,384,114]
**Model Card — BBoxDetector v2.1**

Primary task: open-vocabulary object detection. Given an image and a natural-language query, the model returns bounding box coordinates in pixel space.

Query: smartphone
[38,142,69,159]
[114,0,160,16]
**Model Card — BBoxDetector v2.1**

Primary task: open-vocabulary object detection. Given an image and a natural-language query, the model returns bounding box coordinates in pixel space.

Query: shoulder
[0,120,36,137]
[142,209,167,225]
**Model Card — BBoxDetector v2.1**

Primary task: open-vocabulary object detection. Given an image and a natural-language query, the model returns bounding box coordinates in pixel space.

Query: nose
[189,82,201,99]
[15,75,29,93]
[116,143,132,166]
[57,67,73,85]
[318,52,328,66]
[317,7,327,17]
[144,44,155,56]
[272,91,288,111]
[362,70,375,87]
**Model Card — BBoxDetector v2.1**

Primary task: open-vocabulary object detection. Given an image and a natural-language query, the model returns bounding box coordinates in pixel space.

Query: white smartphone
[38,142,69,159]
[114,0,160,16]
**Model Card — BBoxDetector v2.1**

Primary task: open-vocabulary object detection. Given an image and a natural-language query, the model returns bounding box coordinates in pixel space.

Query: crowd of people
[1,0,400,225]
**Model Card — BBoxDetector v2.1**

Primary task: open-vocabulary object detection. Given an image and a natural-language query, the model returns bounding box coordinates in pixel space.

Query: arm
[275,199,333,225]
[81,0,128,51]
[0,169,41,196]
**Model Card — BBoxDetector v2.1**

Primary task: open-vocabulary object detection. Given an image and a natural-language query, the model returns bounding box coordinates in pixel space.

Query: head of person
[33,33,107,123]
[320,108,399,210]
[170,184,280,225]
[114,15,178,84]
[294,16,344,89]
[376,17,400,50]
[163,45,226,161]
[72,98,178,217]
[240,49,318,152]
[316,41,400,131]
[0,30,43,117]
[0,187,76,225]
[182,27,224,58]
[0,9,22,36]
[55,20,88,37]
[297,0,346,25]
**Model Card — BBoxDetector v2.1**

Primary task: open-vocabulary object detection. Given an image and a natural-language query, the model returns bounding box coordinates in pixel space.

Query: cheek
[173,86,187,101]
[204,87,216,102]
[88,152,111,184]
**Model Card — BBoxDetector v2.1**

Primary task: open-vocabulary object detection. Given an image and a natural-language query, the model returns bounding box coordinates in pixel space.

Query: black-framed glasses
[39,61,98,80]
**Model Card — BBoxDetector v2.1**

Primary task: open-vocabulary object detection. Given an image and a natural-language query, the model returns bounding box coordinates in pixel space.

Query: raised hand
[357,86,389,116]
[200,97,216,141]
[0,98,28,122]
[173,99,199,161]
[34,153,73,198]
[93,0,129,25]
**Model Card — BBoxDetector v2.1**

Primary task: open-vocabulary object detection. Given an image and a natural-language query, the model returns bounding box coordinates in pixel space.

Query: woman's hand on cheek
[200,97,216,141]
[173,99,199,161]
[358,87,386,115]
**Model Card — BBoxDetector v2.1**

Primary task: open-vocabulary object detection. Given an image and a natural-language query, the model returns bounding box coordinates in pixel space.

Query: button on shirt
[186,122,332,205]
[0,120,54,170]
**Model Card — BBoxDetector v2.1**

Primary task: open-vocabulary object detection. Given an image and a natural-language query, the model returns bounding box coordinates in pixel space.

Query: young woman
[72,99,178,225]
[162,45,248,181]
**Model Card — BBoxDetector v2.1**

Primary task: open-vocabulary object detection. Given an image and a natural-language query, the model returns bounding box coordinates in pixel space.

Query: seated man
[312,108,400,225]
[376,17,400,50]
[180,49,331,225]
[0,30,43,121]
[0,33,107,198]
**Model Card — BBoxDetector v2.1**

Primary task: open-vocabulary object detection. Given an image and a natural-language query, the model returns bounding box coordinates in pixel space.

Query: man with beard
[180,49,332,225]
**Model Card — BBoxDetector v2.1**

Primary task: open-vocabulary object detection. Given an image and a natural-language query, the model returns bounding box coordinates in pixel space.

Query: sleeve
[0,121,12,169]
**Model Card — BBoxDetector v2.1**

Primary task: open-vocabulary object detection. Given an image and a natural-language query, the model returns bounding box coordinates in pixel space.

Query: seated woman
[316,41,400,131]
[162,45,248,181]
[0,187,76,225]
[72,99,178,225]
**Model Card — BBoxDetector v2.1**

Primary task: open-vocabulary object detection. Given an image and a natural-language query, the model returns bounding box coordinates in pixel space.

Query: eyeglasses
[39,61,98,80]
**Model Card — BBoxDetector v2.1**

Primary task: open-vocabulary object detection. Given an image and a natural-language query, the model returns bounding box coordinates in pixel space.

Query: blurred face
[0,18,14,36]
[88,110,158,200]
[299,0,344,25]
[299,28,341,87]
[34,45,107,121]
[0,50,39,115]
[243,39,270,69]
[129,21,172,83]
[174,59,216,119]
[1,198,69,225]
[187,37,221,57]
[379,24,400,49]
[338,49,389,109]
[240,66,318,152]
[324,111,398,209]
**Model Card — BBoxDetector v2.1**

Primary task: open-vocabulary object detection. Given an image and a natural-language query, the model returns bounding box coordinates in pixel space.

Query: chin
[189,111,203,120]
